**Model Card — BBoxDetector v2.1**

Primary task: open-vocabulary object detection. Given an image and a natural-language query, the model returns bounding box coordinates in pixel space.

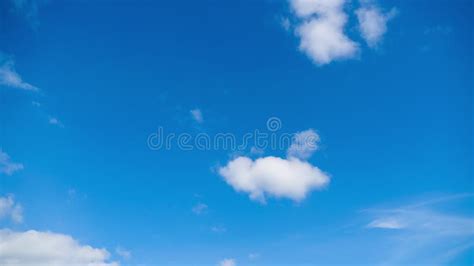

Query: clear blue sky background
[1,0,473,265]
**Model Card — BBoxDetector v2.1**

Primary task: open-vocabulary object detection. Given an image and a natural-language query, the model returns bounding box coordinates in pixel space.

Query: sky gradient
[1,0,473,265]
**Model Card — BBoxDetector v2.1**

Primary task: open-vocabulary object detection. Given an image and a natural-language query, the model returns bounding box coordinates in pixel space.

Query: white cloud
[115,247,131,260]
[0,150,24,176]
[364,195,474,265]
[0,57,38,91]
[0,229,118,266]
[356,4,397,47]
[48,117,64,127]
[219,156,329,202]
[192,203,208,215]
[286,0,397,64]
[287,129,320,160]
[0,195,23,224]
[291,0,346,18]
[290,0,358,65]
[218,258,236,266]
[190,108,203,123]
[367,208,474,235]
[219,128,330,202]
[367,218,404,229]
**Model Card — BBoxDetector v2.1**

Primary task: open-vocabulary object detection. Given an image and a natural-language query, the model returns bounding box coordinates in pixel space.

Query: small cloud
[218,258,236,266]
[190,108,204,123]
[192,203,208,215]
[0,56,38,91]
[287,129,320,160]
[355,4,398,47]
[31,101,41,107]
[49,117,59,125]
[115,247,132,260]
[0,150,24,176]
[280,17,291,31]
[211,226,227,233]
[0,194,23,223]
[367,218,404,229]
[48,117,63,127]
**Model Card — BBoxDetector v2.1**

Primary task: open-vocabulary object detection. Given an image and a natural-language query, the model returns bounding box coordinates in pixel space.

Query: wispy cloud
[0,57,38,91]
[0,150,24,176]
[116,246,132,260]
[192,202,208,215]
[0,194,23,223]
[48,116,64,127]
[356,2,398,47]
[211,225,227,233]
[190,108,204,124]
[248,253,260,260]
[367,217,405,229]
[364,194,474,265]
[287,129,319,160]
[7,0,42,29]
[280,17,291,31]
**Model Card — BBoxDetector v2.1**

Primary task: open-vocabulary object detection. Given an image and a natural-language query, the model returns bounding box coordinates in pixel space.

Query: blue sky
[0,0,473,265]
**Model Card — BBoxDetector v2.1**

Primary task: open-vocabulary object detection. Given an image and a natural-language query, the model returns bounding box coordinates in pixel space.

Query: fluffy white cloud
[190,108,203,123]
[0,57,38,91]
[0,195,23,224]
[219,128,330,202]
[286,0,397,64]
[0,229,118,266]
[0,150,24,176]
[356,5,397,47]
[219,156,329,202]
[287,129,320,160]
[290,0,358,65]
[291,0,346,17]
[218,258,236,266]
